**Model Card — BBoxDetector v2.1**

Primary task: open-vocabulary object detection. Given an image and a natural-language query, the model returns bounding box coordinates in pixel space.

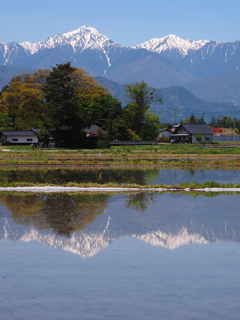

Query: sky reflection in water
[0,192,240,319]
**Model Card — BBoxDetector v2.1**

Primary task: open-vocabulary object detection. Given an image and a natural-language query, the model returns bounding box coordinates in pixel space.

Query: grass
[0,180,239,190]
[1,143,240,167]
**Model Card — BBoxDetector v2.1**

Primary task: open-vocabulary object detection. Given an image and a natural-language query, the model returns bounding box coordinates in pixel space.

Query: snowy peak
[134,34,210,56]
[19,41,36,54]
[135,227,209,249]
[61,25,117,52]
[20,25,120,55]
[1,219,210,258]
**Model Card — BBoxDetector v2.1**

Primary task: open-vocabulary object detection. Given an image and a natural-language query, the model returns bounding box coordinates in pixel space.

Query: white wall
[6,135,38,144]
[158,131,172,139]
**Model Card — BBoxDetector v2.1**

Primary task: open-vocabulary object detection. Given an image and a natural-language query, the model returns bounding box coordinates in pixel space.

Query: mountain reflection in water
[0,192,240,258]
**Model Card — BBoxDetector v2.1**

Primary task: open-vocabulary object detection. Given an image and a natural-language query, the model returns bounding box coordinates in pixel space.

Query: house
[0,130,38,145]
[170,123,214,143]
[158,128,172,140]
[33,125,107,148]
[84,125,107,137]
[158,125,182,141]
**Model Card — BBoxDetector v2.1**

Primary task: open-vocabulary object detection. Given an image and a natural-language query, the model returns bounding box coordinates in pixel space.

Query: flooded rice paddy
[1,167,240,185]
[0,167,240,319]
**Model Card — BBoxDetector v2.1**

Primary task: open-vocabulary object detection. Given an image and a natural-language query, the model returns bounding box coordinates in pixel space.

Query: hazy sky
[0,0,239,46]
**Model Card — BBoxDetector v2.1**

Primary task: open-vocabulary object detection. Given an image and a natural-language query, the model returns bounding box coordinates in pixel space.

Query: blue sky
[0,0,239,46]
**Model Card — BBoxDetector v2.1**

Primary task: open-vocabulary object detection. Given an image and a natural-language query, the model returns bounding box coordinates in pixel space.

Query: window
[27,139,33,141]
[12,139,18,141]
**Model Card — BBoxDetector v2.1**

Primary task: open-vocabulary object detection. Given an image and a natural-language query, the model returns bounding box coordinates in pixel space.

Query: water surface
[1,192,240,319]
[1,167,240,185]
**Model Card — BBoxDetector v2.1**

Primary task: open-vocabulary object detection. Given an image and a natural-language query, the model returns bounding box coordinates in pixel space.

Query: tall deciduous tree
[124,81,162,139]
[0,70,49,129]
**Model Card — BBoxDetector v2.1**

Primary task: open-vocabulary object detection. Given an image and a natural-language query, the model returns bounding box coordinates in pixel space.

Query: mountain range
[1,25,240,119]
[94,76,237,123]
[0,26,196,88]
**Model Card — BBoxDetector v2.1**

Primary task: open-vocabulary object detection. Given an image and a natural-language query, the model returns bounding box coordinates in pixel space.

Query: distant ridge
[184,70,240,106]
[0,65,36,89]
[94,77,238,123]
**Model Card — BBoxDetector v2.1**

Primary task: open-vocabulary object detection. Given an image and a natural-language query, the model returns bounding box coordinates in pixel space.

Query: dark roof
[0,130,37,136]
[84,125,107,135]
[170,134,190,137]
[160,128,172,133]
[110,141,157,146]
[32,127,40,134]
[181,124,214,135]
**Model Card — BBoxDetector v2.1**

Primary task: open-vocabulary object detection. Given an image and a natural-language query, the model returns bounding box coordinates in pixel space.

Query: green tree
[124,81,162,139]
[141,110,161,140]
[107,119,114,141]
[0,112,13,130]
[41,62,120,148]
[184,113,198,124]
[41,62,85,148]
[217,116,233,128]
[115,119,132,140]
[0,70,48,129]
[0,63,122,148]
[208,116,217,127]
[96,96,123,131]
[196,132,203,143]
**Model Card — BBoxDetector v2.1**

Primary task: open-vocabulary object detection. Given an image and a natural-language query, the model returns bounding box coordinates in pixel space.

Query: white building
[0,130,38,145]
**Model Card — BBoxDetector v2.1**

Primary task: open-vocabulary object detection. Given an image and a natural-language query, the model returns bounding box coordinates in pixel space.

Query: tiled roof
[181,124,214,135]
[84,125,107,135]
[0,130,37,136]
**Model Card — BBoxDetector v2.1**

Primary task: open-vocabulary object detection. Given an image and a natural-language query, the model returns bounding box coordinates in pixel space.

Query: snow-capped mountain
[0,26,197,87]
[0,25,240,90]
[135,35,240,78]
[134,34,209,57]
[20,25,121,66]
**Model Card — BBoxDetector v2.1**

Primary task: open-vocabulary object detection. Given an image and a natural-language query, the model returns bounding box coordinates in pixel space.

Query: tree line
[0,62,162,148]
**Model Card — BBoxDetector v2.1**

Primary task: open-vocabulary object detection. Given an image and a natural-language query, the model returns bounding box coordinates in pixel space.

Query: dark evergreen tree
[208,116,217,127]
[107,119,114,141]
[41,62,86,148]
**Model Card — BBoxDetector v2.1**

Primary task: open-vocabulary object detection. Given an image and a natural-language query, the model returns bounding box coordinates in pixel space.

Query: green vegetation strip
[0,181,240,192]
[1,145,240,167]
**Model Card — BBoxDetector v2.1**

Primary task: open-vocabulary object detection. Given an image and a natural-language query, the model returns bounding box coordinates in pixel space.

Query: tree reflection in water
[125,192,155,211]
[0,193,110,237]
[0,168,159,185]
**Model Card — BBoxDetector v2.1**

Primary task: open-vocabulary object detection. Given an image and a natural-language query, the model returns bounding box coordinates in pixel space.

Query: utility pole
[174,108,176,125]
[234,111,236,142]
